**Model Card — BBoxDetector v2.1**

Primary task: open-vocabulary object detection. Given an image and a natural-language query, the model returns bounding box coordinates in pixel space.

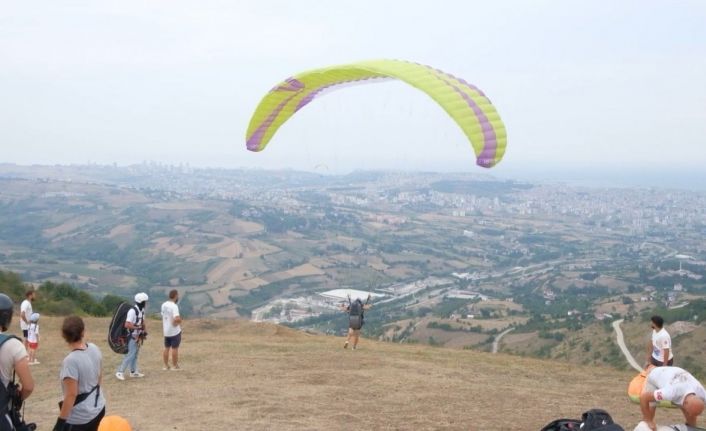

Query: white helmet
[134,292,149,303]
[30,312,40,322]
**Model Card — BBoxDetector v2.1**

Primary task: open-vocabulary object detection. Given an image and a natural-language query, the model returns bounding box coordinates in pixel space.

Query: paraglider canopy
[319,289,383,302]
[246,59,507,169]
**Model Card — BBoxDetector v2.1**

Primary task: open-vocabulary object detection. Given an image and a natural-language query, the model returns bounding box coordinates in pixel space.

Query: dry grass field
[17,316,695,430]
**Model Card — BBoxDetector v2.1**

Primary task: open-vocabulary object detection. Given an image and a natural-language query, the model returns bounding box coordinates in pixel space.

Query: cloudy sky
[1,1,705,185]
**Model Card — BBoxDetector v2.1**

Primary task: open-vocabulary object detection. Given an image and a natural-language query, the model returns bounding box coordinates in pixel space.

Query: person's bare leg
[344,329,352,348]
[640,391,658,430]
[352,330,360,349]
[171,348,179,368]
[163,347,170,369]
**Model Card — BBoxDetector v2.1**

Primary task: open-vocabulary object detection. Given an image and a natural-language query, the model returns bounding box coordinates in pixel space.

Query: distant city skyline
[1,1,705,188]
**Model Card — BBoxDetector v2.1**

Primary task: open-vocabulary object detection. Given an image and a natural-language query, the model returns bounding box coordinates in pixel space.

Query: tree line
[0,270,125,317]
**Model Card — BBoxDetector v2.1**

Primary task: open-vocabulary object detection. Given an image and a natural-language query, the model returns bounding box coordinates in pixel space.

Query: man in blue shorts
[161,290,182,370]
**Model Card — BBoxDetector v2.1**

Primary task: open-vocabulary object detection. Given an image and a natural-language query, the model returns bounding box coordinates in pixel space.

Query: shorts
[28,342,38,350]
[164,332,182,348]
[22,330,28,339]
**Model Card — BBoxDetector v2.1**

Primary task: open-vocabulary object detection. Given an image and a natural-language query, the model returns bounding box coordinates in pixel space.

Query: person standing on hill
[19,289,35,352]
[54,316,106,431]
[646,315,673,367]
[640,366,705,430]
[26,313,40,365]
[0,293,34,431]
[115,293,148,381]
[340,296,372,350]
[160,290,182,371]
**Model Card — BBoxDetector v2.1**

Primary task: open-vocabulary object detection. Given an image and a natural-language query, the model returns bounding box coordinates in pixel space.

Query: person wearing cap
[27,313,40,365]
[0,293,34,429]
[115,293,148,381]
[640,366,706,430]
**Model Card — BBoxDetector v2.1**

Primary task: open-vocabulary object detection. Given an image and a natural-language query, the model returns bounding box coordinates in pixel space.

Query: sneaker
[170,365,181,371]
[129,372,145,378]
[162,366,170,371]
[32,360,40,364]
[115,372,125,381]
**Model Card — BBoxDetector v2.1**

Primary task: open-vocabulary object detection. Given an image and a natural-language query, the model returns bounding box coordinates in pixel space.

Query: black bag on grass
[540,418,581,431]
[580,409,624,431]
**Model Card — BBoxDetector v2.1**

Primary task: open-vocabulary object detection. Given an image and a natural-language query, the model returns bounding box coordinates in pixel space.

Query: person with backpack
[339,296,372,350]
[0,293,34,431]
[115,293,148,381]
[54,316,106,431]
[640,366,706,430]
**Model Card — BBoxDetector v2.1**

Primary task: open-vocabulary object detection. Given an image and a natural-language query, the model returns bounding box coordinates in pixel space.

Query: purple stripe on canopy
[295,76,389,112]
[273,77,305,92]
[422,65,497,167]
[247,93,300,151]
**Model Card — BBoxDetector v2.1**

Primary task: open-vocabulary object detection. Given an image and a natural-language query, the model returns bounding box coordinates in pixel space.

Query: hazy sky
[1,1,705,184]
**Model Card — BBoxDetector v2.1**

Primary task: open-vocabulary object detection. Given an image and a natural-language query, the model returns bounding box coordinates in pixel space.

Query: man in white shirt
[161,290,182,371]
[640,366,705,430]
[647,315,673,367]
[19,289,35,351]
[0,293,34,429]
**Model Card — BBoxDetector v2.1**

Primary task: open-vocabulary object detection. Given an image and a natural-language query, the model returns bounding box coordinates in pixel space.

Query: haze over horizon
[1,1,705,189]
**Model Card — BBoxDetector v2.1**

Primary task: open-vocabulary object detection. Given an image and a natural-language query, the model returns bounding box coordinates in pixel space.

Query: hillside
[21,316,692,430]
[2,166,706,373]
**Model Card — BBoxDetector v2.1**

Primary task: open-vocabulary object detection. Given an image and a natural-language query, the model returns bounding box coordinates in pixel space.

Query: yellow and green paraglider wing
[246,59,506,168]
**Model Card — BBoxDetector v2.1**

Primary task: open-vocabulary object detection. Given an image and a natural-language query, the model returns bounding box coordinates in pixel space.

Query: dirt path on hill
[613,318,644,372]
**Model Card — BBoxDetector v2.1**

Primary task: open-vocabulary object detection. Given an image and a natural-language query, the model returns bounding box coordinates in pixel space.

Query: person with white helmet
[115,293,148,381]
[0,293,35,429]
[27,313,40,365]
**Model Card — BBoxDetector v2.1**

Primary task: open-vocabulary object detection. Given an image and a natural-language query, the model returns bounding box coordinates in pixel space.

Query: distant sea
[494,168,706,192]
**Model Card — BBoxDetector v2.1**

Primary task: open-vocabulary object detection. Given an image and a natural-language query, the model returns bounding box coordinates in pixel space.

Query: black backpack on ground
[541,409,624,431]
[108,302,139,354]
[348,299,364,330]
[0,334,37,431]
[580,409,624,431]
[540,418,581,431]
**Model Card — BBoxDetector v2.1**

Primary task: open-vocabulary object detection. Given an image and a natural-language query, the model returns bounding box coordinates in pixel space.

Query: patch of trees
[643,299,706,324]
[427,321,484,333]
[0,271,126,317]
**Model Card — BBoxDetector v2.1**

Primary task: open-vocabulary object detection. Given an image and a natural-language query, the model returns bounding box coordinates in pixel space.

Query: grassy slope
[22,316,692,431]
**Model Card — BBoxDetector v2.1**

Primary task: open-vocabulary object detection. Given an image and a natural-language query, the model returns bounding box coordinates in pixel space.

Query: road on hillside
[492,327,514,354]
[612,319,643,372]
